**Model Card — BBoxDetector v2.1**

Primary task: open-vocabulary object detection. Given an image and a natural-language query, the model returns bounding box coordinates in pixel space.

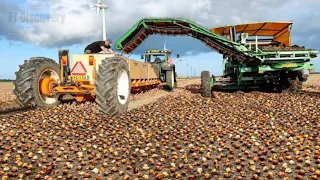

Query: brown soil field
[1,80,320,179]
[0,76,320,179]
[0,78,200,112]
[0,75,319,112]
[303,74,320,92]
[0,82,19,111]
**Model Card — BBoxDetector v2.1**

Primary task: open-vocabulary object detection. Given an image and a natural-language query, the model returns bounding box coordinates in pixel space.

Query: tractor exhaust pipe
[298,69,309,82]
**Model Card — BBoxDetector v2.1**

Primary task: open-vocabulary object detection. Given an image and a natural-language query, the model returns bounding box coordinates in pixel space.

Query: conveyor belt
[115,17,261,62]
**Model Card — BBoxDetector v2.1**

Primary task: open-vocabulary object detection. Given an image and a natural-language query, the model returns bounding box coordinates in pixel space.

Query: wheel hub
[117,70,129,105]
[38,69,60,105]
[39,78,56,96]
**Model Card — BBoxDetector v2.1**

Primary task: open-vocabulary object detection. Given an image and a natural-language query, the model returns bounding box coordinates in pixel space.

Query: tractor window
[153,55,162,63]
[144,53,170,63]
[145,55,150,63]
[166,54,171,61]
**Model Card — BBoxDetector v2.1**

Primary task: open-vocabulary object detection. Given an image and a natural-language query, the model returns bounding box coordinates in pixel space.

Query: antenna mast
[95,0,108,41]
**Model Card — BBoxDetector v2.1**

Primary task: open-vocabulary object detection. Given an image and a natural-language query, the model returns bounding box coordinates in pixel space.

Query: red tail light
[62,55,68,66]
[89,56,94,66]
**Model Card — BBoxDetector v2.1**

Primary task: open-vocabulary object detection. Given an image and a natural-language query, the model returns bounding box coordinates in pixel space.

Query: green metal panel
[258,65,273,72]
[271,63,303,69]
[225,62,232,68]
[256,50,319,62]
[210,76,215,88]
[240,67,259,73]
[238,62,314,74]
[237,72,243,86]
[304,62,315,70]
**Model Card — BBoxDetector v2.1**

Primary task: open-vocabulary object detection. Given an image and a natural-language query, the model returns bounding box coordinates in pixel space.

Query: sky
[1,0,320,79]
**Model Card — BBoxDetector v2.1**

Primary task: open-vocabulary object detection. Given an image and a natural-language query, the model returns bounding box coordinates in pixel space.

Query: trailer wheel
[201,71,211,97]
[165,70,175,90]
[95,57,130,116]
[13,57,61,108]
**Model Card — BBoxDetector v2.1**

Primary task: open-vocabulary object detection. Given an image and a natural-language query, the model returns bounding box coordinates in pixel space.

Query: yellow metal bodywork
[54,80,94,93]
[69,54,161,86]
[54,79,95,102]
[211,21,293,47]
[44,53,163,102]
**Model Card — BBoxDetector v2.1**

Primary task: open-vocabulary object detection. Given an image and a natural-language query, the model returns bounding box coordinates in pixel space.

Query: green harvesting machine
[115,18,319,96]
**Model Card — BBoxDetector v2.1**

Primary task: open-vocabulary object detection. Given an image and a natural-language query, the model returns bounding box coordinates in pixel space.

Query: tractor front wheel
[13,57,61,108]
[201,71,211,97]
[95,57,130,116]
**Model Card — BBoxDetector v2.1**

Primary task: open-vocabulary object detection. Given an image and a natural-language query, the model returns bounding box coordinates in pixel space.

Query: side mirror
[141,55,144,59]
[177,54,180,58]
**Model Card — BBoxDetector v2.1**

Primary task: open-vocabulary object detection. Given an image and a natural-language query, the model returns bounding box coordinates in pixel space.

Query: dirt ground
[0,82,18,111]
[128,78,200,111]
[0,79,200,112]
[1,76,320,179]
[1,79,320,179]
[0,75,319,112]
[303,74,320,91]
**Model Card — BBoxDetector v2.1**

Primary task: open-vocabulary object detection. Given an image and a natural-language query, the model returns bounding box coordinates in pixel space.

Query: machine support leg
[60,61,64,82]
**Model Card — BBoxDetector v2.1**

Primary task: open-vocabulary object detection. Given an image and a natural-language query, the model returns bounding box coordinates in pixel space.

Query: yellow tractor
[13,50,177,116]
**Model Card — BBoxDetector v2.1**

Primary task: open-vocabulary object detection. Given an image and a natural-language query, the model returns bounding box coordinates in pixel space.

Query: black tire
[174,72,177,88]
[95,57,130,116]
[280,77,303,92]
[260,84,275,93]
[289,78,303,91]
[165,70,175,90]
[201,71,211,97]
[13,57,61,108]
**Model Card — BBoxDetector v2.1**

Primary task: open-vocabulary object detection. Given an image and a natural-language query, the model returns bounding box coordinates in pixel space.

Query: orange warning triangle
[71,61,87,75]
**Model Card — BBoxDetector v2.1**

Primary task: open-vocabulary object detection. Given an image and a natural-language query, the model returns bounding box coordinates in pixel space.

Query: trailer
[13,49,177,116]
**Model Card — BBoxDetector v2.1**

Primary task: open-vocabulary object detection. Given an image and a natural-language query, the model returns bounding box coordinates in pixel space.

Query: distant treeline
[0,79,13,82]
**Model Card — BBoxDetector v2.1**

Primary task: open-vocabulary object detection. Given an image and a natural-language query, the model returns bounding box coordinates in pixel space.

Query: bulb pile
[0,85,320,179]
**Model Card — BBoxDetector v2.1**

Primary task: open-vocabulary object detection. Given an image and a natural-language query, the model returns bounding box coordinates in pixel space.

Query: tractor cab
[141,49,175,65]
[141,49,177,85]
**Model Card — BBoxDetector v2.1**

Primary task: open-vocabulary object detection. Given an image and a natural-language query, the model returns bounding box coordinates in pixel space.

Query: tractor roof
[145,49,172,53]
[211,21,293,37]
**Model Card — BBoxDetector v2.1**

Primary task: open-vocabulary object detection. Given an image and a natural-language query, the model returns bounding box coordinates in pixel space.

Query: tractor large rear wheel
[13,57,61,108]
[95,57,130,116]
[201,71,211,97]
[165,70,175,90]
